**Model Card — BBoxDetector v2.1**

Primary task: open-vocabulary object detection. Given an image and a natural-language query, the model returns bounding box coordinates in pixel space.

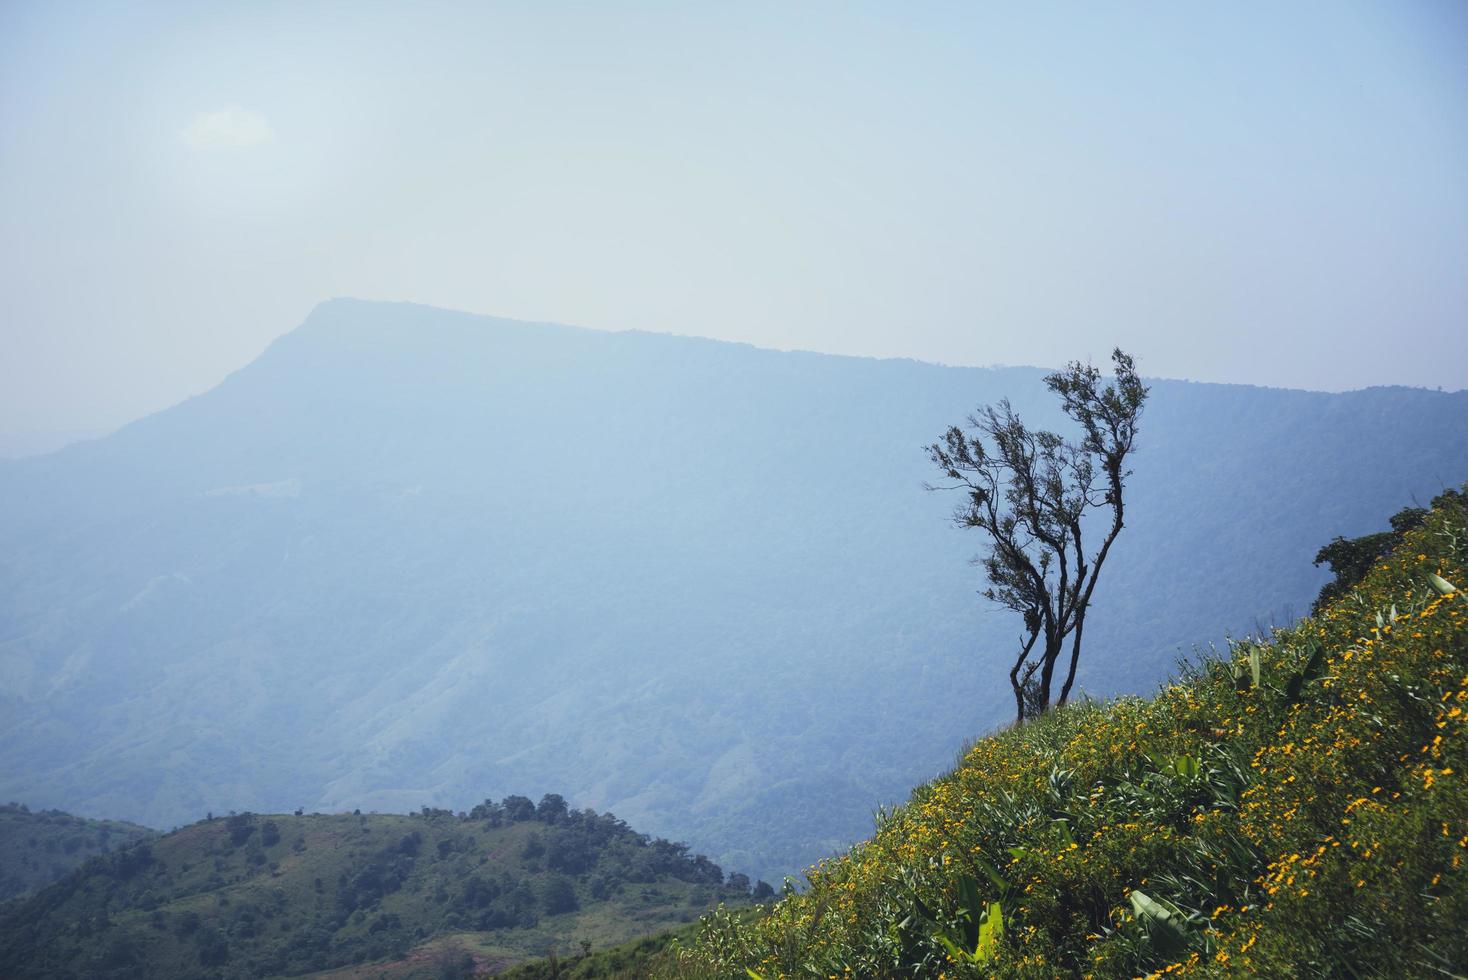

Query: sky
[2,1,1466,439]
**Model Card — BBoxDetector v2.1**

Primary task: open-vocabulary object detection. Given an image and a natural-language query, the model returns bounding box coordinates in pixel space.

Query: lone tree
[926,349,1148,723]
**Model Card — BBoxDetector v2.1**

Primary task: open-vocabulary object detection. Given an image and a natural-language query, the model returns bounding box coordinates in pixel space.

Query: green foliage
[1309,491,1461,612]
[1127,889,1199,958]
[668,489,1468,978]
[0,797,754,979]
[930,889,1004,967]
[0,802,156,902]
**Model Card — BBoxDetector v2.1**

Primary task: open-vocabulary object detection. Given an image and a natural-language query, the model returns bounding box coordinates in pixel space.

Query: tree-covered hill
[661,489,1468,977]
[0,803,156,903]
[3,300,1467,881]
[0,795,759,979]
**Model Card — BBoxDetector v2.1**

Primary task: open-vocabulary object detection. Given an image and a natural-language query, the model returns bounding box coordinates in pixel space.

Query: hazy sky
[2,1,1466,435]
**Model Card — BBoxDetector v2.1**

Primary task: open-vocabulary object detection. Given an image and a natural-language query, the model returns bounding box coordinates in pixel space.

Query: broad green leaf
[955,873,983,949]
[985,900,1004,948]
[1129,889,1192,956]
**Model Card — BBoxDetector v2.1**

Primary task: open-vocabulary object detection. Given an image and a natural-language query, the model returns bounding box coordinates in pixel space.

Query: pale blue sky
[2,1,1465,434]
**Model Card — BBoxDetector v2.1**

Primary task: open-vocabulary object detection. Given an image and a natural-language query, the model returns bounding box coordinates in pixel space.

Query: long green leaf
[955,873,983,950]
[1130,889,1192,956]
[972,854,1009,897]
[932,931,968,963]
[982,900,1004,957]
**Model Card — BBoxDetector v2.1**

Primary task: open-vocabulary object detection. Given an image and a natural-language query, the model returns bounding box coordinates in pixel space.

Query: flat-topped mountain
[2,299,1465,880]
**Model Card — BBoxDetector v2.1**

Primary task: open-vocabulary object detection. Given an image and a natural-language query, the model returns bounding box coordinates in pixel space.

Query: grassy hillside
[0,803,156,902]
[0,796,757,979]
[659,489,1468,977]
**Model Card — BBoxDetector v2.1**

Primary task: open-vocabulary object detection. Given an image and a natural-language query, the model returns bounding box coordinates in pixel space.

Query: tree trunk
[1058,616,1086,706]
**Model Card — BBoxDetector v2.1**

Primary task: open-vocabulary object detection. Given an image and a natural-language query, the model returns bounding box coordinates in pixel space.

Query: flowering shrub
[674,490,1468,978]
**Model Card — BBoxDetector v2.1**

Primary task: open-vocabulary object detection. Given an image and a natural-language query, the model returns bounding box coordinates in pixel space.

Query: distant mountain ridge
[1,299,1466,882]
[0,429,109,460]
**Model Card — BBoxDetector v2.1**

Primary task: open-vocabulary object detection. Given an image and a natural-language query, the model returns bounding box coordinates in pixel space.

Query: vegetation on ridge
[0,795,759,979]
[662,488,1467,977]
[1309,495,1454,614]
[0,803,156,903]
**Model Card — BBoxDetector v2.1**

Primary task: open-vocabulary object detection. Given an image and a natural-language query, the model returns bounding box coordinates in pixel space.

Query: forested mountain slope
[0,796,756,979]
[0,803,156,902]
[1,299,1465,880]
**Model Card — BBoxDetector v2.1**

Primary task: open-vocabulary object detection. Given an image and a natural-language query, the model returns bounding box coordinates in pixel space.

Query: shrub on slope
[678,490,1468,978]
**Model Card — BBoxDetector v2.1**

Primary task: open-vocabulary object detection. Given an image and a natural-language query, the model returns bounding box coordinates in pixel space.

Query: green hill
[641,489,1468,977]
[0,796,758,979]
[0,803,156,903]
